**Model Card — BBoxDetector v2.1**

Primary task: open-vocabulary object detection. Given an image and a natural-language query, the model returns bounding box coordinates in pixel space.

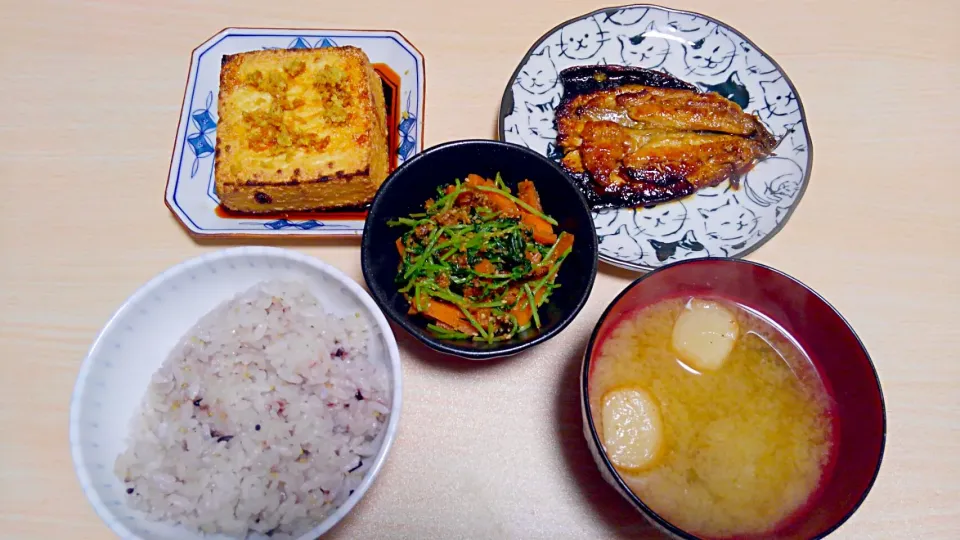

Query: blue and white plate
[165,28,426,237]
[499,5,812,272]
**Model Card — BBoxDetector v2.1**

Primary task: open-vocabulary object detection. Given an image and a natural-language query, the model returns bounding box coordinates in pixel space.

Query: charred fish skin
[555,65,777,210]
[558,65,697,98]
[564,168,697,210]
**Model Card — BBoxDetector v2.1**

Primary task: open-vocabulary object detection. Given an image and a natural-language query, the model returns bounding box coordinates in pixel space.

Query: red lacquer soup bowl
[580,258,885,540]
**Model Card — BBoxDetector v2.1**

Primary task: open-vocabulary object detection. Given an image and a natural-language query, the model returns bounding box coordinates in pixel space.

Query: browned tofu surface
[214,46,388,212]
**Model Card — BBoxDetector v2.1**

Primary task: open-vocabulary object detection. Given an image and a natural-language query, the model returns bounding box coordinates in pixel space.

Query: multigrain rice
[114,280,390,539]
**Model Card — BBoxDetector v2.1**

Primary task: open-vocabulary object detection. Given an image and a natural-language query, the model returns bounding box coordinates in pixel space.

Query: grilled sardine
[555,66,776,209]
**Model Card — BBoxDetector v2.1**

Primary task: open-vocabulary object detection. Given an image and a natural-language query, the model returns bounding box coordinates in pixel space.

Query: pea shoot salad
[390,173,575,342]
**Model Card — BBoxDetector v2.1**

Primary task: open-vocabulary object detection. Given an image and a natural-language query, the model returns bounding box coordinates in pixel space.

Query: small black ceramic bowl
[361,139,598,360]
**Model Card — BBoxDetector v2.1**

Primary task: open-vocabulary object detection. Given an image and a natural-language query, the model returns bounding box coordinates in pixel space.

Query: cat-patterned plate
[498,5,812,272]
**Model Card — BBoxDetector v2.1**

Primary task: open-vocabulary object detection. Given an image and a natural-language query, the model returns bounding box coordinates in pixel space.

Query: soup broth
[589,297,835,538]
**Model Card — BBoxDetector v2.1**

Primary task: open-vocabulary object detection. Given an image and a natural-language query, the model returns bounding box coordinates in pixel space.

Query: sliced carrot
[474,307,493,328]
[421,299,477,335]
[431,321,460,333]
[543,232,574,266]
[465,174,493,187]
[511,286,548,328]
[396,238,406,257]
[487,193,520,217]
[478,187,517,215]
[521,212,558,245]
[512,234,573,326]
[512,303,532,328]
[503,287,521,306]
[455,321,480,336]
[474,259,496,274]
[464,174,519,216]
[517,180,542,212]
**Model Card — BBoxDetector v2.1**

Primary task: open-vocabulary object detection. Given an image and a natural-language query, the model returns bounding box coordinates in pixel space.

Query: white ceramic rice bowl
[69,247,402,540]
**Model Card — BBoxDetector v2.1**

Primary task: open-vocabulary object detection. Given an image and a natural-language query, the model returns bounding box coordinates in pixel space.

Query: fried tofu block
[214,46,388,212]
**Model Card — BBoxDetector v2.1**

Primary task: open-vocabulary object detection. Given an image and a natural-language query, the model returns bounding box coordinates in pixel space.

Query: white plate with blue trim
[499,5,812,272]
[165,28,426,237]
[69,247,402,539]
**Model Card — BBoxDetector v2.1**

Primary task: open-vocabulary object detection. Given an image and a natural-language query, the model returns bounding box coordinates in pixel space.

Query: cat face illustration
[701,71,750,110]
[593,209,623,236]
[682,26,737,77]
[618,22,670,68]
[517,47,558,95]
[666,12,705,33]
[698,197,758,243]
[603,7,648,26]
[633,202,687,237]
[559,17,608,60]
[524,95,559,139]
[759,79,799,118]
[775,205,791,222]
[502,114,521,138]
[649,230,707,262]
[743,156,804,208]
[739,40,778,78]
[598,224,644,262]
[545,141,562,160]
[783,120,808,154]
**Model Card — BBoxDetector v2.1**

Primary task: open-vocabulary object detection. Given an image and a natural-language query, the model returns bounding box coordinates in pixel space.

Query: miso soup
[588,297,835,538]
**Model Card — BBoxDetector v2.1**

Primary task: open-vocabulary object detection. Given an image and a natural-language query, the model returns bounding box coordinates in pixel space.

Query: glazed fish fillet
[556,66,776,209]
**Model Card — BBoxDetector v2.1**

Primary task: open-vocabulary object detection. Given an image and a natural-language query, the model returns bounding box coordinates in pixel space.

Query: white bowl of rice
[70,247,402,540]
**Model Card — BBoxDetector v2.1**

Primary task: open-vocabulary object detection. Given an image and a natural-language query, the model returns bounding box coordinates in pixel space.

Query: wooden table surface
[2,0,958,538]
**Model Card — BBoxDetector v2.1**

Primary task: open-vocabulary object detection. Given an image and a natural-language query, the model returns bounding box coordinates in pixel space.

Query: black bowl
[361,140,598,360]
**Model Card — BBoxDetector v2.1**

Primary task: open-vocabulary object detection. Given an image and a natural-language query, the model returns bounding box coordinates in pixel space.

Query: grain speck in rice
[114,280,390,539]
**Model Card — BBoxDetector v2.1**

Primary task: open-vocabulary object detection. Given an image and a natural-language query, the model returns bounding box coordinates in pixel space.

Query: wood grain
[1,0,958,538]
